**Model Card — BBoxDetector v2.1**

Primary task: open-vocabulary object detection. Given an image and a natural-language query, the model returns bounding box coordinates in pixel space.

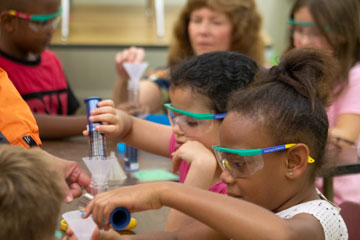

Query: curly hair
[167,0,265,66]
[286,0,360,97]
[170,51,258,114]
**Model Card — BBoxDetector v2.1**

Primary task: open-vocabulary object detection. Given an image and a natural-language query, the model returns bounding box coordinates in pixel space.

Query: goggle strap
[288,19,330,31]
[8,8,62,22]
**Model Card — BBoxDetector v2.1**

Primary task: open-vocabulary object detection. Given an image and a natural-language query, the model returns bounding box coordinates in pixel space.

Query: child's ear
[0,12,16,32]
[285,143,310,179]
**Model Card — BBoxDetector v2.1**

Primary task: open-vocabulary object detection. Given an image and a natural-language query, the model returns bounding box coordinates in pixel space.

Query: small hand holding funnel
[123,62,148,107]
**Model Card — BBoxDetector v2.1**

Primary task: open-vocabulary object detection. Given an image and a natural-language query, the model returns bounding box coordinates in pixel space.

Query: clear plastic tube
[84,97,107,158]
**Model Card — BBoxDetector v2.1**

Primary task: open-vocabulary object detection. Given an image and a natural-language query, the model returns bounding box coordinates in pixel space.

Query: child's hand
[83,183,167,230]
[62,227,77,240]
[83,100,133,140]
[91,228,133,240]
[115,47,145,81]
[171,141,216,173]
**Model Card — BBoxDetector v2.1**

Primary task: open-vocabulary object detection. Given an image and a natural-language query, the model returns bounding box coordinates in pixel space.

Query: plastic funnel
[83,156,116,195]
[123,62,148,83]
[62,210,96,240]
[83,157,115,179]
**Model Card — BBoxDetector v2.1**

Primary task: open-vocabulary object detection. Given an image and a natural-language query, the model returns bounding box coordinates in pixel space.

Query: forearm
[139,81,163,113]
[123,117,172,157]
[165,162,216,231]
[34,114,87,139]
[330,113,360,142]
[160,183,290,240]
[165,209,197,232]
[183,160,216,189]
[119,222,224,240]
[113,79,129,106]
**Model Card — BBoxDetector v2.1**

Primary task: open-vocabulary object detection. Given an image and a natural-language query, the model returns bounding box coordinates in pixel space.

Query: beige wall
[51,46,168,114]
[53,0,293,113]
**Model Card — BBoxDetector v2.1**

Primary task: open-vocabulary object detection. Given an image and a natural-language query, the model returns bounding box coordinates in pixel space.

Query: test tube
[78,193,135,231]
[128,82,140,109]
[124,144,139,171]
[84,97,107,158]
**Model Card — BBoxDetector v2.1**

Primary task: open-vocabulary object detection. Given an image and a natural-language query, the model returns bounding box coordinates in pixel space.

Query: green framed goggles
[213,144,315,178]
[164,103,226,120]
[8,8,62,22]
[164,103,226,137]
[288,19,330,31]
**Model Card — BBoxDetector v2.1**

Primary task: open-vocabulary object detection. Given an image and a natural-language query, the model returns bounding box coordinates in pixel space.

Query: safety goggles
[288,19,330,42]
[213,144,315,178]
[164,103,226,137]
[7,8,62,32]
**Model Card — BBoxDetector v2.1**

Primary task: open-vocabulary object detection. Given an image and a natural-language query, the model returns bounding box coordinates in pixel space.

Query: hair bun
[270,48,339,107]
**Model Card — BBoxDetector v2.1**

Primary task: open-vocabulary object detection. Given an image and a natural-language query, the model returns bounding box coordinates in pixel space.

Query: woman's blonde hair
[167,0,265,66]
[287,0,360,96]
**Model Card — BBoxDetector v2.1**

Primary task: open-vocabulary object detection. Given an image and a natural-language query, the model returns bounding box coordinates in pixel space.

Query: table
[42,137,173,235]
[322,144,360,201]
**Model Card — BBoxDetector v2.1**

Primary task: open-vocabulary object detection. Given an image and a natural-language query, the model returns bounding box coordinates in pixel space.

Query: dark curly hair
[170,51,258,114]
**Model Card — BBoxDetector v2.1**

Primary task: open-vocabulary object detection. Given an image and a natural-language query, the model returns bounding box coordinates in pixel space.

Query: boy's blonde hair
[0,145,64,240]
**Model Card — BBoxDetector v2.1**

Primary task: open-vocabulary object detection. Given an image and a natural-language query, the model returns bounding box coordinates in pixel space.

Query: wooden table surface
[42,136,172,235]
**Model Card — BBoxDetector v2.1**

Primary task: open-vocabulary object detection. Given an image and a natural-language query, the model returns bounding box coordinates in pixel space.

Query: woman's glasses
[7,8,62,32]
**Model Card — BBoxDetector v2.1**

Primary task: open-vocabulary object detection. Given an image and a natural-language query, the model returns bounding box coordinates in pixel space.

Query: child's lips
[175,141,183,149]
[175,139,185,149]
[227,192,243,199]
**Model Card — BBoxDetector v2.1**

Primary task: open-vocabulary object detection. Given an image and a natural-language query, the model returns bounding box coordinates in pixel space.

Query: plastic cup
[62,210,96,240]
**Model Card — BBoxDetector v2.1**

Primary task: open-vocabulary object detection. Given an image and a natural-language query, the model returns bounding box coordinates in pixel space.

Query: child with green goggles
[84,51,258,232]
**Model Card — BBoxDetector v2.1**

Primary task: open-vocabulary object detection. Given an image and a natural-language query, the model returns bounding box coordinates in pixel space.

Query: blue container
[145,114,170,126]
[84,97,106,158]
[110,207,131,230]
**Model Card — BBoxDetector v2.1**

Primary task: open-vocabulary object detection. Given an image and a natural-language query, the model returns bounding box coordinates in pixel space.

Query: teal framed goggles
[213,144,315,178]
[164,103,226,120]
[164,103,226,136]
[8,8,62,22]
[288,19,330,31]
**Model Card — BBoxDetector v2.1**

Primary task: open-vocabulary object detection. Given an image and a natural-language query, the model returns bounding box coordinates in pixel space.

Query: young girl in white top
[83,48,347,240]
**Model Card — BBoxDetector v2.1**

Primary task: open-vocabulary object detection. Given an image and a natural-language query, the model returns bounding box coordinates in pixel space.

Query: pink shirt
[169,134,227,194]
[317,63,360,204]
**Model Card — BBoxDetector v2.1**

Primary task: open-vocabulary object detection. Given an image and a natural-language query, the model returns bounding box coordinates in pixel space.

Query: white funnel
[123,62,148,84]
[107,152,127,183]
[123,62,148,107]
[83,157,116,195]
[63,210,96,240]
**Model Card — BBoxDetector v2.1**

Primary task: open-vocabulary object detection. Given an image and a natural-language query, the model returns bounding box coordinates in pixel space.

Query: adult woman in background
[113,0,265,113]
[287,0,360,204]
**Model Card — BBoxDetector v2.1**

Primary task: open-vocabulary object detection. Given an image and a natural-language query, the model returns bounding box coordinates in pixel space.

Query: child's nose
[172,122,184,136]
[220,169,236,185]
